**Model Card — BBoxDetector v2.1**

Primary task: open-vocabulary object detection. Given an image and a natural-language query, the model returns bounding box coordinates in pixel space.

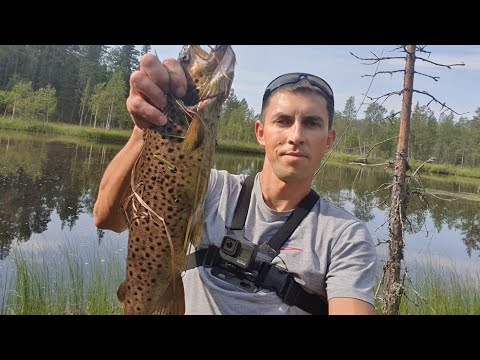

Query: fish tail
[155,274,185,315]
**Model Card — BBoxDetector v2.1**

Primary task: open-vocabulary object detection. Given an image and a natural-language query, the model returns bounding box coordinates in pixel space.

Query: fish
[118,45,236,314]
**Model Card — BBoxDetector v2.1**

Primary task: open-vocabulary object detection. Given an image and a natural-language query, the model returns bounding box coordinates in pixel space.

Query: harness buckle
[202,246,219,268]
[280,276,302,306]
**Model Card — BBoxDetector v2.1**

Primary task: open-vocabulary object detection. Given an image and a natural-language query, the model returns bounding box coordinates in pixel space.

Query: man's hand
[126,53,188,130]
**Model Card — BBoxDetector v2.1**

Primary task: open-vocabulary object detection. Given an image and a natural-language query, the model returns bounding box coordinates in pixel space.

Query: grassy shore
[0,117,265,155]
[3,117,480,180]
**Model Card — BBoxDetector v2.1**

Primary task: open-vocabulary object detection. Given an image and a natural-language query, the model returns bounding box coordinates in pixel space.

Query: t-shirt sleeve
[325,221,377,305]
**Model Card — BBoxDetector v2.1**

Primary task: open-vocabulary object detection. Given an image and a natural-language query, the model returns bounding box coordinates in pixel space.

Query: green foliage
[2,242,124,315]
[0,80,57,121]
[218,89,258,144]
[396,259,480,315]
[141,45,152,55]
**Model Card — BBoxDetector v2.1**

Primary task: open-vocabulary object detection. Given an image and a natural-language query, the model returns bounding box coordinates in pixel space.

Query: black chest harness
[184,176,328,315]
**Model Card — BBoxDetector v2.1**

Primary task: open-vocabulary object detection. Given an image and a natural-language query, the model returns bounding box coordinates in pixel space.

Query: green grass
[1,240,124,315]
[217,139,264,154]
[2,241,480,314]
[375,258,480,315]
[330,150,480,180]
[0,117,264,154]
[0,117,129,144]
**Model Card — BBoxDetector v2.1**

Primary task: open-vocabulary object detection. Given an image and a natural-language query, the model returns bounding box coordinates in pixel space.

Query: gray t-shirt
[182,169,377,315]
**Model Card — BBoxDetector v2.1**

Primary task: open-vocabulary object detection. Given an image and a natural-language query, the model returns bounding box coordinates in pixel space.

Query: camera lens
[221,237,238,256]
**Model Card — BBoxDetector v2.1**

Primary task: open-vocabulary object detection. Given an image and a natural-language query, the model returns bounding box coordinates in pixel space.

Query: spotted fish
[118,45,236,314]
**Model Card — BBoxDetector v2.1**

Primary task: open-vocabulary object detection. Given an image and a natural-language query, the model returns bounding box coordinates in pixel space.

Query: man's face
[255,91,336,182]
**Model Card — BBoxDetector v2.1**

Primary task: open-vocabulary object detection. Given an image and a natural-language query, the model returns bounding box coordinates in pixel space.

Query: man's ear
[255,119,265,146]
[326,128,336,150]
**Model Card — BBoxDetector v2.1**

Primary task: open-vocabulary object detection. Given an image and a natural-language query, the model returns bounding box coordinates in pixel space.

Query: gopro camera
[219,235,257,270]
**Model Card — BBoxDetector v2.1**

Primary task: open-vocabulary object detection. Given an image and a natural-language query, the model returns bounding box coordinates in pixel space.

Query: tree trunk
[93,107,98,129]
[382,45,416,315]
[106,95,115,130]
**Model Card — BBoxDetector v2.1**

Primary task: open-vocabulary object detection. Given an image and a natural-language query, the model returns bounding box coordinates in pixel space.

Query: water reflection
[1,130,480,264]
[0,133,118,259]
[314,163,480,260]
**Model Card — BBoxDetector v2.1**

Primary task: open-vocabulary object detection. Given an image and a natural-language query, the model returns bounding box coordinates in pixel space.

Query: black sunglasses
[262,72,334,107]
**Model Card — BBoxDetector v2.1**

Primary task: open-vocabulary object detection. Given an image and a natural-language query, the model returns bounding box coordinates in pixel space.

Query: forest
[1,45,480,166]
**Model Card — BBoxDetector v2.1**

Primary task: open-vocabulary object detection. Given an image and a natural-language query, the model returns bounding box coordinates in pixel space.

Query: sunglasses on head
[262,72,334,107]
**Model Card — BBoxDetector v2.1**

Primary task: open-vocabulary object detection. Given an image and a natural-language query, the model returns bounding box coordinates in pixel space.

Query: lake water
[1,130,480,309]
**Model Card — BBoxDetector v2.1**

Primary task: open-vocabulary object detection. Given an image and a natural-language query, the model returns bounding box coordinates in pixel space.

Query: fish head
[178,45,236,109]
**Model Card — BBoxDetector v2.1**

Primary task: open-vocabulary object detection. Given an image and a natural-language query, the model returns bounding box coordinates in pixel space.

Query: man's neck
[259,171,313,212]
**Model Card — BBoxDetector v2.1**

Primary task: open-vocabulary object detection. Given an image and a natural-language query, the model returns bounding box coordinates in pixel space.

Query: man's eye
[307,120,321,127]
[275,118,289,125]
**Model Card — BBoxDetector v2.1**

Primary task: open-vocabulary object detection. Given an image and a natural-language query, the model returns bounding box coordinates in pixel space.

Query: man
[94,52,377,315]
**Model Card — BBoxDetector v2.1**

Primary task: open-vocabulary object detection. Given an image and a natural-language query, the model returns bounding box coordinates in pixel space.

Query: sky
[149,45,480,120]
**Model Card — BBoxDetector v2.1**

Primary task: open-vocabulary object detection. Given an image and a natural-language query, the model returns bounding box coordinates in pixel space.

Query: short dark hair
[261,73,335,129]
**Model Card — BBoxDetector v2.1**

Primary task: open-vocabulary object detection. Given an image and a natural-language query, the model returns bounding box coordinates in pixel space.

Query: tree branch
[365,90,404,107]
[350,52,405,65]
[361,70,405,78]
[414,71,440,81]
[410,157,436,178]
[415,45,432,56]
[413,89,468,115]
[416,56,465,69]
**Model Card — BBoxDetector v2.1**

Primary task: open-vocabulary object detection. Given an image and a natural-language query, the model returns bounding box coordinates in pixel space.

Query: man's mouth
[282,151,307,158]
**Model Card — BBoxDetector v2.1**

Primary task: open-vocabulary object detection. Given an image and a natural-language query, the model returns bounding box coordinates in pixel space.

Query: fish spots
[122,88,224,313]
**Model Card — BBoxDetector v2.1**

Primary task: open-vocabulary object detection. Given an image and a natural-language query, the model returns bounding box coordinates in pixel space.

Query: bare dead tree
[351,45,465,315]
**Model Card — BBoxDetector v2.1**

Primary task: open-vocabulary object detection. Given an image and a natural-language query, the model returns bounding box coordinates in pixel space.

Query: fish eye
[180,53,190,64]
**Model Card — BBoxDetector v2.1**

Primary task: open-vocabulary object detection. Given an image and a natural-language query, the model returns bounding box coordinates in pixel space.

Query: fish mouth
[180,45,236,106]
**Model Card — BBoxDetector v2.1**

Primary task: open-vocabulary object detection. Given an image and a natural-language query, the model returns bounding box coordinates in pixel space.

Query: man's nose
[288,120,305,144]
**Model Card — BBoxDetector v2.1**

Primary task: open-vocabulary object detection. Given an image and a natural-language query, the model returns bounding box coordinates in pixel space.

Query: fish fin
[191,215,204,248]
[181,114,204,153]
[184,208,205,249]
[117,280,126,303]
[155,274,185,315]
